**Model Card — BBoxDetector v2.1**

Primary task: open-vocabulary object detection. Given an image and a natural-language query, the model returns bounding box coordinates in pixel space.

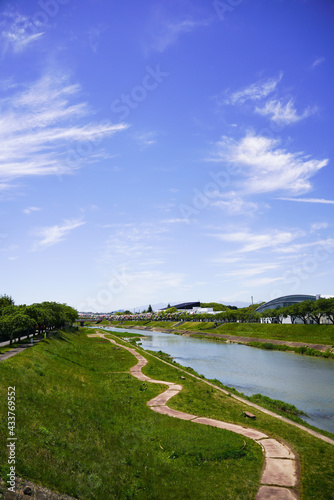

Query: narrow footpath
[89,332,301,500]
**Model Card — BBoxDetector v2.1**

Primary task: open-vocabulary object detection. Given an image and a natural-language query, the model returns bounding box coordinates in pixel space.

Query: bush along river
[105,326,334,434]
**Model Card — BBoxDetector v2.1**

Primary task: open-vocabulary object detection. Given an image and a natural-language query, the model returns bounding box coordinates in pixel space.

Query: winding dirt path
[89,332,301,499]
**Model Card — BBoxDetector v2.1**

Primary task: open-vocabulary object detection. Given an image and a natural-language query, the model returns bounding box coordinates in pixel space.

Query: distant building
[159,302,219,314]
[255,295,318,314]
[256,294,333,324]
[161,301,201,310]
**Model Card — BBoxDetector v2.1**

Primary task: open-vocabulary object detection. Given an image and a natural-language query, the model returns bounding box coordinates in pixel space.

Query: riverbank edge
[103,324,334,443]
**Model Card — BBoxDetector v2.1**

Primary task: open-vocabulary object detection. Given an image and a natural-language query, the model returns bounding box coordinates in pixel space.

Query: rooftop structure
[255,294,319,314]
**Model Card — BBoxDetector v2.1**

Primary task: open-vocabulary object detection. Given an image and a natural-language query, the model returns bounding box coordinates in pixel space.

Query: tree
[26,305,50,335]
[307,300,323,325]
[0,294,14,313]
[0,313,36,345]
[147,304,153,313]
[287,303,308,324]
[314,298,334,324]
[165,307,178,313]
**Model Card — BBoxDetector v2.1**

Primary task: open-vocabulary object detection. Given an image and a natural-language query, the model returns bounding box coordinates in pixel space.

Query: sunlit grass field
[0,328,262,499]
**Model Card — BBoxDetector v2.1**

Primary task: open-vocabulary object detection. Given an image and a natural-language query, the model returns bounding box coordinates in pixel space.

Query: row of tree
[109,298,334,325]
[0,295,78,345]
[260,298,334,324]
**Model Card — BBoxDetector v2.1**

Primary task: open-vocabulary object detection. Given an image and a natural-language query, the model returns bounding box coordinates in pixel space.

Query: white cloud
[212,256,243,264]
[310,222,328,232]
[224,73,283,105]
[88,25,108,53]
[214,133,328,195]
[23,206,40,215]
[224,263,279,278]
[99,223,168,269]
[255,98,317,125]
[244,276,283,287]
[212,193,259,215]
[0,73,128,184]
[162,218,190,224]
[0,10,44,53]
[275,238,334,254]
[135,131,157,148]
[213,229,297,253]
[146,18,209,53]
[311,57,325,69]
[277,197,334,205]
[33,218,85,249]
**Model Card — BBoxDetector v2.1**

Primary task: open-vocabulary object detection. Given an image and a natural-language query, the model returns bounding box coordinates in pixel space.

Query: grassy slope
[214,323,334,345]
[139,347,334,500]
[110,320,334,345]
[0,329,262,500]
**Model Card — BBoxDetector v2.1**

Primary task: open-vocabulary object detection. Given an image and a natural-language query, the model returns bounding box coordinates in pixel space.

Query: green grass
[0,328,263,500]
[143,321,179,329]
[2,327,333,499]
[247,341,334,359]
[110,320,334,346]
[214,322,334,345]
[139,348,334,500]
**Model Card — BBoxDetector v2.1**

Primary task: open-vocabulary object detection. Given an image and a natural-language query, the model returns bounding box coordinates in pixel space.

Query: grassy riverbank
[1,327,333,499]
[0,328,261,499]
[109,320,334,346]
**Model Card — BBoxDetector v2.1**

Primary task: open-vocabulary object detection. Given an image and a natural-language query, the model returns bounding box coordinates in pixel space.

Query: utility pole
[251,296,253,305]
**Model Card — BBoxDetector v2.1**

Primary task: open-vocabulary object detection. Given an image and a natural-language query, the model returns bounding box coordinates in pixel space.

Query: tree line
[259,298,334,324]
[109,298,334,325]
[0,295,78,345]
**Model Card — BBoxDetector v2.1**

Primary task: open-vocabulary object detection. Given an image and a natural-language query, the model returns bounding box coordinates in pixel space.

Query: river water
[105,327,334,434]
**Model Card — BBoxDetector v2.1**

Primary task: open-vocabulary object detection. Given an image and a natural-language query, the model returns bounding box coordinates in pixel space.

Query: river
[105,326,334,434]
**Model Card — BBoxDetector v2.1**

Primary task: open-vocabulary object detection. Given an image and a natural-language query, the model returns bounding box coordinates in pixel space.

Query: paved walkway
[0,338,42,362]
[89,332,301,499]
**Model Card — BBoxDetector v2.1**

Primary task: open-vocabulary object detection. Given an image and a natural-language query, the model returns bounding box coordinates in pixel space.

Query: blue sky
[1,0,333,312]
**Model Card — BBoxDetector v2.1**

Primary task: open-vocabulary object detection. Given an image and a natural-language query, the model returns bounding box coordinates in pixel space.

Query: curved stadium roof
[255,294,318,314]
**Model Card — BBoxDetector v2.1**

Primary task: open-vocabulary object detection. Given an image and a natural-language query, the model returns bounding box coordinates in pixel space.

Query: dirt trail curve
[89,332,302,499]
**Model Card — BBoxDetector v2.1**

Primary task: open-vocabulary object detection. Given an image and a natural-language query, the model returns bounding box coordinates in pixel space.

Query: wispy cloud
[224,73,283,105]
[212,133,328,195]
[224,263,280,278]
[23,206,40,215]
[244,276,283,287]
[275,238,334,254]
[0,73,128,184]
[211,192,259,215]
[135,131,157,148]
[311,56,325,69]
[162,218,190,224]
[0,9,44,54]
[311,222,328,232]
[33,218,85,250]
[146,18,209,53]
[88,25,108,53]
[255,98,317,125]
[277,197,334,204]
[212,229,296,253]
